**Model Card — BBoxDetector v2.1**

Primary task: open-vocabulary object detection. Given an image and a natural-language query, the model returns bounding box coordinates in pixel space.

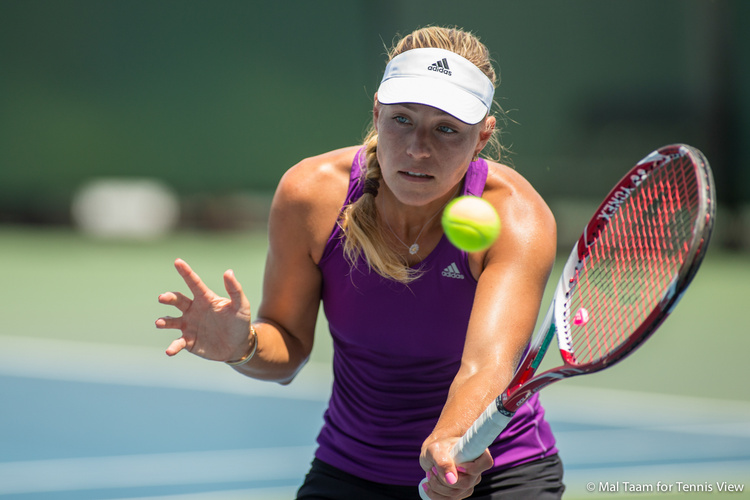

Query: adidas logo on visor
[377,47,495,125]
[428,58,452,76]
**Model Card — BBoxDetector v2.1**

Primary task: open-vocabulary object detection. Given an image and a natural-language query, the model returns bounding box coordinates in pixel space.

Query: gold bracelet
[226,325,258,366]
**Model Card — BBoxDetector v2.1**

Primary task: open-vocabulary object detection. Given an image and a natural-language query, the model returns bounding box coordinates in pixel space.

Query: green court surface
[1,227,748,499]
[3,226,748,402]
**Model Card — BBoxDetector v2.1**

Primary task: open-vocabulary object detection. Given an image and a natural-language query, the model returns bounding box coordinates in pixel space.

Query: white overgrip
[453,400,512,463]
[418,400,513,499]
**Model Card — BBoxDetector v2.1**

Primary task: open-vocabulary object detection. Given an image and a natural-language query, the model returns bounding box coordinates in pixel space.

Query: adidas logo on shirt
[441,262,465,279]
[428,58,452,76]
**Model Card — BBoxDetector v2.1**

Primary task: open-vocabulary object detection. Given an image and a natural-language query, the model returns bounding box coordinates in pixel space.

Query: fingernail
[426,469,432,480]
[432,466,438,476]
[422,482,429,493]
[446,472,457,485]
[456,466,467,473]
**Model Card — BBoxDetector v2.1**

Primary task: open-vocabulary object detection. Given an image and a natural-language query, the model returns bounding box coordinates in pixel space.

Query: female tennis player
[156,26,563,499]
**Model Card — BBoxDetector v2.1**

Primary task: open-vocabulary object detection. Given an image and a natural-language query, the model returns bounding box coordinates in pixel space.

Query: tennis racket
[419,143,716,499]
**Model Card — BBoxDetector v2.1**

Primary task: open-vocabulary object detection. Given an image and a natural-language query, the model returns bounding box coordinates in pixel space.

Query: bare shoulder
[483,161,555,241]
[276,146,358,202]
[271,146,359,261]
[477,161,557,273]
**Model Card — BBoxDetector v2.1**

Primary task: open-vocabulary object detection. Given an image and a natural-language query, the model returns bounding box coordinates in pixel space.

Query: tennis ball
[442,196,501,252]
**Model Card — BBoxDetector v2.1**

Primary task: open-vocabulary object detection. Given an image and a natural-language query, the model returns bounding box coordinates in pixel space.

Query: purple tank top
[315,149,557,485]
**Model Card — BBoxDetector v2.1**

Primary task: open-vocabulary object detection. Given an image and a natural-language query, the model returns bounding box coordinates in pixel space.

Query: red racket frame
[499,144,716,414]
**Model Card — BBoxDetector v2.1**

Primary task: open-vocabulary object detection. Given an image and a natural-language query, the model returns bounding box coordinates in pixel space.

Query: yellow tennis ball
[442,196,501,252]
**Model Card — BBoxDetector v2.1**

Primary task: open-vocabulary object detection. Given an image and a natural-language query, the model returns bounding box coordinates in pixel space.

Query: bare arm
[156,148,354,384]
[230,156,338,383]
[420,164,557,499]
[226,161,326,383]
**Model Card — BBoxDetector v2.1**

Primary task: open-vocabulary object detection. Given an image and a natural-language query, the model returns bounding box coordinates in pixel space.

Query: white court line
[0,335,332,401]
[117,486,299,500]
[0,446,315,496]
[540,385,750,435]
[540,386,750,496]
[2,335,750,497]
[4,334,750,424]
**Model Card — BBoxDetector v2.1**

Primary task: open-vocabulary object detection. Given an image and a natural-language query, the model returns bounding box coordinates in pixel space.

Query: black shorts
[296,454,565,499]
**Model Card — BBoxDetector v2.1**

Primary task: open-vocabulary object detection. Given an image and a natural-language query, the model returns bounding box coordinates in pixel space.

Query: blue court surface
[1,335,748,499]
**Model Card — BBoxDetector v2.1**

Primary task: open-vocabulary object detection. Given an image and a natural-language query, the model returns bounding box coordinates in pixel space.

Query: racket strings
[567,156,700,365]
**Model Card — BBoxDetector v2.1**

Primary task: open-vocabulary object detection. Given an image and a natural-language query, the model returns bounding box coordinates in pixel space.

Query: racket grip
[453,398,513,463]
[418,399,514,499]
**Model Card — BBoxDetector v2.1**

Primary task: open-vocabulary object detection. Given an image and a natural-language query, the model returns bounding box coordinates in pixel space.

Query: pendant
[409,243,419,255]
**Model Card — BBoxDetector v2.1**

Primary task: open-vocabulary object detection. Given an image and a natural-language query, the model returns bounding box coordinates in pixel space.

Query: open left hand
[155,258,254,362]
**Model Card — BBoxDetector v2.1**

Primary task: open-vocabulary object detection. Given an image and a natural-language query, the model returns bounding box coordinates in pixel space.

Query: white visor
[377,47,495,125]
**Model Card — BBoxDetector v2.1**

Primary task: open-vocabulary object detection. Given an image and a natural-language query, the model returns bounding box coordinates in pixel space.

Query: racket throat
[500,321,558,412]
[495,395,516,418]
[499,388,532,414]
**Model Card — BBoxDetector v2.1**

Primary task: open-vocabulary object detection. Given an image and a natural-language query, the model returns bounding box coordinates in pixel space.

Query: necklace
[383,186,460,255]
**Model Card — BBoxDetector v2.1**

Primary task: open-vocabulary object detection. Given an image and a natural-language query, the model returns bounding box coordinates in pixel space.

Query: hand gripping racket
[419,143,716,499]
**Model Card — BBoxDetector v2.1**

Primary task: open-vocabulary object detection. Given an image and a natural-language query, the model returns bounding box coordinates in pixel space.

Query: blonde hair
[340,26,502,283]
